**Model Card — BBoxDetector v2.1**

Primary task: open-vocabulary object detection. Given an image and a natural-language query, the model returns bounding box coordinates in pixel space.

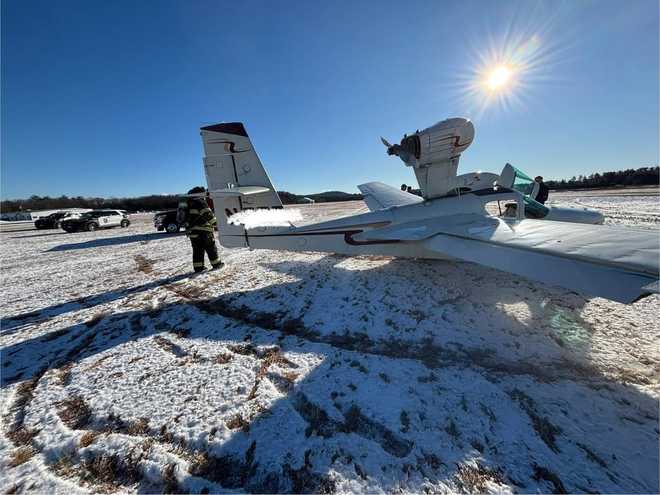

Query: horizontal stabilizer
[358,182,423,211]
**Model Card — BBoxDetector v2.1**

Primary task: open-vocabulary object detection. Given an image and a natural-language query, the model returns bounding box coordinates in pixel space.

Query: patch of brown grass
[165,283,205,300]
[86,354,114,371]
[6,426,39,446]
[141,438,154,455]
[168,327,191,338]
[154,336,187,357]
[81,450,143,487]
[161,463,179,494]
[281,371,299,383]
[126,417,150,436]
[533,464,566,494]
[8,446,35,467]
[225,414,250,432]
[79,431,100,448]
[134,255,154,274]
[509,389,562,453]
[455,462,505,492]
[54,363,74,386]
[12,378,39,412]
[214,353,233,364]
[57,396,92,429]
[228,343,258,356]
[51,455,77,478]
[248,348,296,400]
[576,442,607,468]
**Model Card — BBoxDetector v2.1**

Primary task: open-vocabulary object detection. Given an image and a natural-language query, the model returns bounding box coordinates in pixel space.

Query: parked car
[154,210,180,233]
[35,212,68,229]
[61,210,130,232]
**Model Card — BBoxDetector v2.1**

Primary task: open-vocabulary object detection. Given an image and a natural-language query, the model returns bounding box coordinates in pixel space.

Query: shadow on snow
[46,232,184,252]
[1,256,658,493]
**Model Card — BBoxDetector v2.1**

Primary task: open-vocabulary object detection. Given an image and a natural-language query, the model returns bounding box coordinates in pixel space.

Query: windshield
[509,166,536,196]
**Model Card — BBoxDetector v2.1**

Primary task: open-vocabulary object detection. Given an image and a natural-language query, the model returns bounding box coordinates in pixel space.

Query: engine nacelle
[387,117,475,199]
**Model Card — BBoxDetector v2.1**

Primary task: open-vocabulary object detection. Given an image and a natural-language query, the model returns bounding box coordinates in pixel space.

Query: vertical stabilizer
[200,122,282,247]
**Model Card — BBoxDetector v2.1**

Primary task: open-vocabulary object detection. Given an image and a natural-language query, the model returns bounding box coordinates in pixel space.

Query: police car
[61,210,130,232]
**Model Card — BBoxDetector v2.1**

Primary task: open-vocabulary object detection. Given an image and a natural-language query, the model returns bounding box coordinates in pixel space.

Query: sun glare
[450,19,564,118]
[486,65,513,90]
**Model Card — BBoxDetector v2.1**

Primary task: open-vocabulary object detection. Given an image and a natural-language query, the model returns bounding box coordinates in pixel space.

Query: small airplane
[198,119,659,304]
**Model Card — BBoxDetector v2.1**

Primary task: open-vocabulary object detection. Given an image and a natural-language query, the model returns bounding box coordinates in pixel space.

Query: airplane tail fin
[200,122,282,247]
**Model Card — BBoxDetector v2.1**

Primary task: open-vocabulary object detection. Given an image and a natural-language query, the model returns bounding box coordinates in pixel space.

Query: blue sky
[2,0,658,199]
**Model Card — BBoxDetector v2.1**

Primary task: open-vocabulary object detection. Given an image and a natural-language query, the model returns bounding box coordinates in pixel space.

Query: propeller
[381,136,413,163]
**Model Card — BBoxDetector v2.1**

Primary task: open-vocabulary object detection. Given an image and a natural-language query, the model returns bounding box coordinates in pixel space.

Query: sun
[452,30,555,116]
[486,65,513,91]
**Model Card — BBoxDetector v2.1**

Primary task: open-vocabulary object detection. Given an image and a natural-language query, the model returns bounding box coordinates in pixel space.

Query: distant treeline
[545,166,658,190]
[0,190,363,213]
[3,167,656,213]
[278,190,363,204]
[0,194,181,214]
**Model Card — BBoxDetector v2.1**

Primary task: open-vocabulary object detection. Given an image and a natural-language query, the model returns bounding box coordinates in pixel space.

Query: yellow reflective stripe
[188,208,200,214]
[193,262,205,268]
[200,207,212,214]
[191,225,214,232]
[209,257,221,264]
[210,218,217,225]
[178,202,187,207]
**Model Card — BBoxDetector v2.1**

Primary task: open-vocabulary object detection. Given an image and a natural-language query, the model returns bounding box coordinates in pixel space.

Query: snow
[1,189,658,494]
[228,208,303,228]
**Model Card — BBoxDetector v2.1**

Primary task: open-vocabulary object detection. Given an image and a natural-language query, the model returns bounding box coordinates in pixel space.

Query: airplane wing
[358,182,423,211]
[354,215,659,303]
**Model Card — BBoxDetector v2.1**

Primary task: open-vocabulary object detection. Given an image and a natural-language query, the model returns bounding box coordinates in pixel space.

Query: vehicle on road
[61,210,130,232]
[154,210,181,233]
[35,212,69,229]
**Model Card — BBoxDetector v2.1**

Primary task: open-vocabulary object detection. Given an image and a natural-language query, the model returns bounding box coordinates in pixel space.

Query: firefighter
[178,186,223,273]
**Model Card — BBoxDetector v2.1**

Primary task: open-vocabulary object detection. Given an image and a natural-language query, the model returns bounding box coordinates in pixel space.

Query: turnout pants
[190,231,221,272]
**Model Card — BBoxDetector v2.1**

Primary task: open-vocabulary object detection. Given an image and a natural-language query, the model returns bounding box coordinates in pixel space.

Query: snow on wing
[358,182,423,211]
[358,216,659,303]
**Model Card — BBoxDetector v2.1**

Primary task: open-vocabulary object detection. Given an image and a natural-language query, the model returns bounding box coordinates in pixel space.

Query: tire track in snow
[159,280,644,387]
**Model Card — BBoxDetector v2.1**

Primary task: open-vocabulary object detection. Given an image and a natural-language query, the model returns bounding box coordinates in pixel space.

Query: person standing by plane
[535,176,549,204]
[178,186,223,273]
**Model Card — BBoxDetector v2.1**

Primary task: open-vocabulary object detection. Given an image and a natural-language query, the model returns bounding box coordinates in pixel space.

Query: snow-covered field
[1,188,659,494]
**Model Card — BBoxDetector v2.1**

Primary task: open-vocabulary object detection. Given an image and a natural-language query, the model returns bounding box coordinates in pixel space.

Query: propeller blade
[380,137,392,148]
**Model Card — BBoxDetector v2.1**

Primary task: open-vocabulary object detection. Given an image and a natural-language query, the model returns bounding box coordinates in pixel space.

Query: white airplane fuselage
[221,187,523,260]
